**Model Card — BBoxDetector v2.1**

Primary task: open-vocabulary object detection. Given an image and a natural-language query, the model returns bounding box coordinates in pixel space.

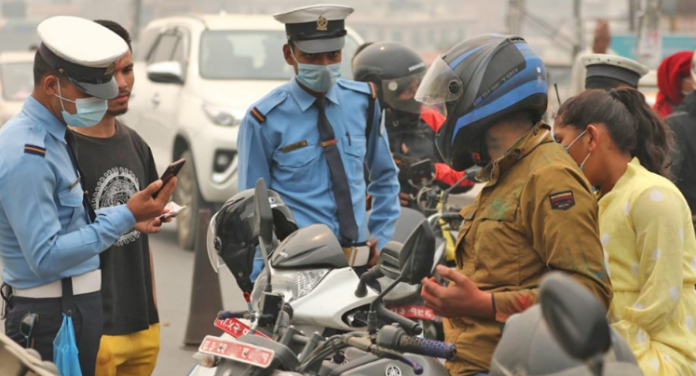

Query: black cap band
[38,43,115,84]
[585,64,641,88]
[285,20,346,41]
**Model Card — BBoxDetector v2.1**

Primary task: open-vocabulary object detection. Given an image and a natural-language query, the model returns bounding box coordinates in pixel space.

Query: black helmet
[206,189,297,295]
[353,41,427,124]
[416,35,548,171]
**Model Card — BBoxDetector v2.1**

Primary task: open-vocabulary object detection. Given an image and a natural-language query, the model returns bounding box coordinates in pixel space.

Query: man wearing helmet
[417,35,613,375]
[353,42,476,208]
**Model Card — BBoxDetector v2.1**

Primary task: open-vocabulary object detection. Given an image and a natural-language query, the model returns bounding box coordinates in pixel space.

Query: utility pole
[636,0,662,68]
[132,0,143,40]
[573,0,583,60]
[507,0,525,35]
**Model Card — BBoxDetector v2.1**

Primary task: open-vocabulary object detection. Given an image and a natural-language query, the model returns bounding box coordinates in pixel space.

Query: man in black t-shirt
[71,21,165,376]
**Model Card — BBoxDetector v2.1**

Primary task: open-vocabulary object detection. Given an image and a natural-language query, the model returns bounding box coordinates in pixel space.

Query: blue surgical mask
[55,81,108,128]
[291,49,341,93]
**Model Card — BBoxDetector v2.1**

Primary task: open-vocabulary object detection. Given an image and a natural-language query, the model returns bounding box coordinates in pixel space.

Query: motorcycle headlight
[251,268,329,309]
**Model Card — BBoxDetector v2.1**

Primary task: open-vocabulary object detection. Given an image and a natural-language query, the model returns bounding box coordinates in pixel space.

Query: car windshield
[0,62,33,101]
[199,30,358,80]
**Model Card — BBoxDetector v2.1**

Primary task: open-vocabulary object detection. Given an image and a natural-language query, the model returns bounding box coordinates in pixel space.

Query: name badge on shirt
[281,140,308,153]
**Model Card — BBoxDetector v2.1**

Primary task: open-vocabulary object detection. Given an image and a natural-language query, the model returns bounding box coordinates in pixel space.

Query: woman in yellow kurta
[554,88,696,376]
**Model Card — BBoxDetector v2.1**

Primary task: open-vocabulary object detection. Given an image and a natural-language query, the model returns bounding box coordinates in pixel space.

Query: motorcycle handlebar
[376,325,456,360]
[395,335,456,360]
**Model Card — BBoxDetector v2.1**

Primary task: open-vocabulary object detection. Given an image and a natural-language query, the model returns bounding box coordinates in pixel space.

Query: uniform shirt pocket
[473,200,521,286]
[274,145,321,191]
[57,186,85,232]
[342,134,366,185]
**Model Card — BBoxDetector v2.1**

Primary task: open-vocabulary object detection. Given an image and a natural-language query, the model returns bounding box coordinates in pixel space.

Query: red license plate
[214,318,270,339]
[198,335,274,368]
[388,305,436,321]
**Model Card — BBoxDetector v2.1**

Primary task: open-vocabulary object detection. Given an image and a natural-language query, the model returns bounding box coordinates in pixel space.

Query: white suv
[0,51,34,127]
[123,14,363,248]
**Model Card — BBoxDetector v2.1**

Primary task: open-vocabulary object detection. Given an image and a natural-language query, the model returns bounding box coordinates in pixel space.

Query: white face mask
[563,129,592,171]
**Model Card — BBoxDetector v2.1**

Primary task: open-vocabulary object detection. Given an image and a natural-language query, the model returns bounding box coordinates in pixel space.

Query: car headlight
[251,268,329,309]
[202,103,242,127]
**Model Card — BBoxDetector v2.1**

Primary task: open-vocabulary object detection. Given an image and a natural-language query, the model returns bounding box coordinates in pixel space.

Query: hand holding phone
[153,159,186,198]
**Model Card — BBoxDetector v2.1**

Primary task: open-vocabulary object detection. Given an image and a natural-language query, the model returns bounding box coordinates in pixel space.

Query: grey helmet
[490,305,642,376]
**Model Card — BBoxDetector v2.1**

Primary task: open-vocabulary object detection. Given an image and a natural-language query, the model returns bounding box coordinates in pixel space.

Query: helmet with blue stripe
[416,35,548,171]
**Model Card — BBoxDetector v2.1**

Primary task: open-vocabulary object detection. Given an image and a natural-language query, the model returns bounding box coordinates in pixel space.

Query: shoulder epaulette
[337,79,374,97]
[249,91,289,123]
[24,125,47,157]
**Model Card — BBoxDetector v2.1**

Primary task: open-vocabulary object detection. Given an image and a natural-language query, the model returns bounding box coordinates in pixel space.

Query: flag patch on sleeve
[549,190,575,210]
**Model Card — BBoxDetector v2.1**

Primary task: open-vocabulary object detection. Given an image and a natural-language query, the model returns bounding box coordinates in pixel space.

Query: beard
[108,107,128,117]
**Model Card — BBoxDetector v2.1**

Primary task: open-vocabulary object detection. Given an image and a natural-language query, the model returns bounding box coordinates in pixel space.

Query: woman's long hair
[556,88,673,179]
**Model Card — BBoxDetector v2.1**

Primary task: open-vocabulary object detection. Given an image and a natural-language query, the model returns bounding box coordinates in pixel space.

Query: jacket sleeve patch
[549,190,575,210]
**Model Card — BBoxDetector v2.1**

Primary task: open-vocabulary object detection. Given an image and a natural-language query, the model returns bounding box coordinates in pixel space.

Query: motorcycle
[191,179,455,376]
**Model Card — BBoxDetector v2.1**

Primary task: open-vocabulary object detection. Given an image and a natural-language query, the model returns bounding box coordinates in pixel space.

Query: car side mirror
[147,61,184,84]
[540,272,611,363]
[398,220,435,285]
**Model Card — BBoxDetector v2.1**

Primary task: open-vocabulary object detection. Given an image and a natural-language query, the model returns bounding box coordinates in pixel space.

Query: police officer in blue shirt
[0,16,176,376]
[237,4,400,269]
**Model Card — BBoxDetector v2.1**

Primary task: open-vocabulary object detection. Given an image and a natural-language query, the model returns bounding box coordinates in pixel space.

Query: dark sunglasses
[20,312,38,348]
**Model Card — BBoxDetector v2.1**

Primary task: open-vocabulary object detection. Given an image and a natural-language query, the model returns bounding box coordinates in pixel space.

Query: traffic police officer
[582,53,649,91]
[237,4,400,268]
[0,16,176,376]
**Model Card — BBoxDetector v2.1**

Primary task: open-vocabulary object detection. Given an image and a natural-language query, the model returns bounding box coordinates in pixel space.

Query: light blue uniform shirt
[0,96,136,289]
[238,78,400,249]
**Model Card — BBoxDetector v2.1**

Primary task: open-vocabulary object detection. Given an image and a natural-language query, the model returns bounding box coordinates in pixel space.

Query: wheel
[175,150,204,250]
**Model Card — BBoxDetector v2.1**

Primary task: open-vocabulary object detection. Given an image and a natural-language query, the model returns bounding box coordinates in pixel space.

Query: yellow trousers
[95,324,160,376]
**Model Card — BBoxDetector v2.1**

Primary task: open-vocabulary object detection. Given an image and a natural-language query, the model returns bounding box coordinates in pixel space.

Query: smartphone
[409,159,434,183]
[152,158,186,198]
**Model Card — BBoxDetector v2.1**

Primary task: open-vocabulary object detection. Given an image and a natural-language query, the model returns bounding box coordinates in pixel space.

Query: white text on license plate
[198,335,274,368]
[215,318,270,339]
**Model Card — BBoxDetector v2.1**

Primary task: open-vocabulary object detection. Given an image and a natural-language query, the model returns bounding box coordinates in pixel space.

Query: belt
[12,270,101,299]
[342,245,371,267]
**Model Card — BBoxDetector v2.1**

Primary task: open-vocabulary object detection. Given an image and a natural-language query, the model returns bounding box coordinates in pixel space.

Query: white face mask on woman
[564,129,592,171]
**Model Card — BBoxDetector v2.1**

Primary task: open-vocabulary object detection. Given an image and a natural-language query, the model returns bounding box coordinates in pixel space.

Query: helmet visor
[415,55,464,105]
[206,212,225,273]
[381,71,426,114]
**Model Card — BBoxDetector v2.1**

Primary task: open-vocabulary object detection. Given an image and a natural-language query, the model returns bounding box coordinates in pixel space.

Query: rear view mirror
[147,61,184,84]
[540,272,611,363]
[254,179,273,249]
[399,220,435,284]
[378,242,402,280]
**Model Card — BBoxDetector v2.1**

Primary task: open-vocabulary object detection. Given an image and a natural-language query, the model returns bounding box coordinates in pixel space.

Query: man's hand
[127,177,177,222]
[134,211,174,234]
[399,192,413,207]
[421,265,494,319]
[366,239,380,268]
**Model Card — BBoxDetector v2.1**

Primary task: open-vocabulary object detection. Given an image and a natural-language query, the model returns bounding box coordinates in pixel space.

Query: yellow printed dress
[600,158,696,376]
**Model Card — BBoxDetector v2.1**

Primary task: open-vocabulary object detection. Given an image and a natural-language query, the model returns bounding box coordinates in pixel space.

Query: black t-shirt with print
[72,121,159,336]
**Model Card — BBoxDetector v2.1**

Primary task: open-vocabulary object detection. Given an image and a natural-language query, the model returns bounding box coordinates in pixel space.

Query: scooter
[190,179,455,376]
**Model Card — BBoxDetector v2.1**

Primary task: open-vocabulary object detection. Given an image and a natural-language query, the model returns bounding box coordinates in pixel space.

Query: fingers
[155,177,177,204]
[435,265,467,285]
[421,277,446,299]
[142,179,164,196]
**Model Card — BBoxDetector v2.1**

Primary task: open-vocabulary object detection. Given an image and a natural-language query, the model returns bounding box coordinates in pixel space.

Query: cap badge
[317,15,328,31]
[104,61,116,76]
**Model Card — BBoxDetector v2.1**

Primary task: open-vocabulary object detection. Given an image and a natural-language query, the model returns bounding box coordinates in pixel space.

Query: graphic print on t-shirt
[93,166,141,246]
